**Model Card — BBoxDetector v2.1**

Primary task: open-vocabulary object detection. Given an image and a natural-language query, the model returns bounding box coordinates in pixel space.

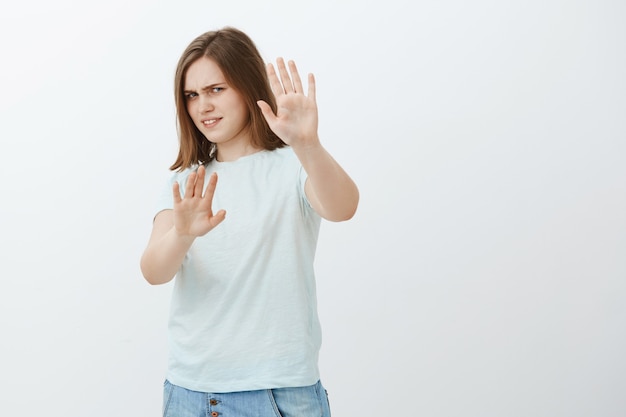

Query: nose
[199,94,214,113]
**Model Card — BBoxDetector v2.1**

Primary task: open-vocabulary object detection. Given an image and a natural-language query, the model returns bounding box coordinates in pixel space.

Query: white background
[1,0,624,416]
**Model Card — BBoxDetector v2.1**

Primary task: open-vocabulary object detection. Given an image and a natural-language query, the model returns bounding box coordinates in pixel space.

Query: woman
[140,26,358,417]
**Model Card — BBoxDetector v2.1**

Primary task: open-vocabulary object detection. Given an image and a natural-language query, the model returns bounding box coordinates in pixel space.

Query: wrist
[171,226,197,245]
[291,136,323,156]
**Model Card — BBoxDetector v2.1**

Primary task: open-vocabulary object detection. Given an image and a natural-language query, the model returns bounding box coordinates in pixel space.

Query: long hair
[170,27,285,171]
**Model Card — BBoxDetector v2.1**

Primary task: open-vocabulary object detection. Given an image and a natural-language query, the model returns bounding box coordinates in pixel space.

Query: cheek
[186,103,198,122]
[235,101,250,122]
[227,91,249,120]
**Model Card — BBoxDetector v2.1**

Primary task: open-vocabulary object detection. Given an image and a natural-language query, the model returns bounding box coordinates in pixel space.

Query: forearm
[293,139,359,221]
[140,228,195,285]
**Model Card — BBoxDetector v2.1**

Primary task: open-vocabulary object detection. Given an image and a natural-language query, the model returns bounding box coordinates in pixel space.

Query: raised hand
[172,165,226,237]
[257,58,319,148]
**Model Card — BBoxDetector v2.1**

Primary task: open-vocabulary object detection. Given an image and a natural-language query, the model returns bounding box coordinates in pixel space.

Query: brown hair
[170,27,285,171]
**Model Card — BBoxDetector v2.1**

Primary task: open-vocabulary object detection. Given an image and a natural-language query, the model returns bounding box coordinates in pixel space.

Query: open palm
[257,58,319,147]
[172,165,226,237]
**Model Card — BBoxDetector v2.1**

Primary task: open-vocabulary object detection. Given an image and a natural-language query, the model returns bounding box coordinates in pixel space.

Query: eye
[211,87,224,94]
[185,92,198,100]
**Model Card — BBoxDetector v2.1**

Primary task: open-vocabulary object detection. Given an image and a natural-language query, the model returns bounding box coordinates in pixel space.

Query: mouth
[201,118,221,127]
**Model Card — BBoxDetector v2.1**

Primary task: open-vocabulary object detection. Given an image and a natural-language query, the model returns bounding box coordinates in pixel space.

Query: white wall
[1,0,624,416]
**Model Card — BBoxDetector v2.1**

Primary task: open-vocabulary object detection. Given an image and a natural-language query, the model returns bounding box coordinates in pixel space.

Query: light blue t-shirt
[155,147,322,393]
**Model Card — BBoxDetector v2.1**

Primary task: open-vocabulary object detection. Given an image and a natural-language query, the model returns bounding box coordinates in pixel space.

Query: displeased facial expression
[184,57,250,148]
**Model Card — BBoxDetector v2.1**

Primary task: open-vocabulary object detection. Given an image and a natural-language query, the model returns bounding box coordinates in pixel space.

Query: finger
[276,57,295,93]
[203,172,219,205]
[184,171,197,197]
[308,73,316,101]
[194,165,206,197]
[266,63,284,97]
[172,182,182,204]
[205,174,225,228]
[288,60,304,94]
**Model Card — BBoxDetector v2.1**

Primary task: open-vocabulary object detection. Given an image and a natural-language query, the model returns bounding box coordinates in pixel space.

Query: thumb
[209,209,227,228]
[257,100,276,123]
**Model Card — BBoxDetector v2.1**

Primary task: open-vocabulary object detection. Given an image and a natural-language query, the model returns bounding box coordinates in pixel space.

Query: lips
[201,118,221,127]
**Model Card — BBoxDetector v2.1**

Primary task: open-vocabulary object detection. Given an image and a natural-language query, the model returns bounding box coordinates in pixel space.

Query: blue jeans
[163,379,331,417]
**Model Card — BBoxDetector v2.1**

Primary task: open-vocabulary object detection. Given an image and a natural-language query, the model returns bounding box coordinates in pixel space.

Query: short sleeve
[153,170,184,219]
[298,164,313,209]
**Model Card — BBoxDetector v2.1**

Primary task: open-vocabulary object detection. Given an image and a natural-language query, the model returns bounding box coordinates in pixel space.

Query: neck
[215,142,263,162]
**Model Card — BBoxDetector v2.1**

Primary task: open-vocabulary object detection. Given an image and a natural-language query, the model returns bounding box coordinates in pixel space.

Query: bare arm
[296,142,359,221]
[140,210,193,285]
[257,58,359,221]
[140,166,226,285]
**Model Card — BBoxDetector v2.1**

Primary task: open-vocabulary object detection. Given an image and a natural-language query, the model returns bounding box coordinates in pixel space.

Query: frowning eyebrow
[183,83,226,94]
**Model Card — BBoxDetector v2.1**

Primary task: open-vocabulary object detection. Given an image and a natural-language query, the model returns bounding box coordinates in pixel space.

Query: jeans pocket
[162,380,175,417]
[270,382,327,417]
[325,389,331,413]
[318,383,331,417]
[266,389,284,417]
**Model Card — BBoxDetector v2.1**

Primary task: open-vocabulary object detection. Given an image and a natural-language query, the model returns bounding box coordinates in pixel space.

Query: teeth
[203,119,217,125]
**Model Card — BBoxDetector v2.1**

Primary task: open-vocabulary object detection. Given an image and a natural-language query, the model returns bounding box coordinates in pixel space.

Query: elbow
[140,256,173,286]
[331,206,357,222]
[142,271,173,286]
[342,188,360,220]
[140,264,159,286]
[324,192,359,222]
[143,274,165,286]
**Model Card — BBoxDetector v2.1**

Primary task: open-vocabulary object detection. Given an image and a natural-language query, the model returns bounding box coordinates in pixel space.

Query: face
[184,57,251,152]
